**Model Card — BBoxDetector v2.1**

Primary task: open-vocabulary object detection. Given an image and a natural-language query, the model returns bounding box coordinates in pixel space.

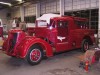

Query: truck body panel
[3,15,95,65]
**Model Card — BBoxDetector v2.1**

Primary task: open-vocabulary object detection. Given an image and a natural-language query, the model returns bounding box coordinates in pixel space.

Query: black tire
[26,45,43,65]
[81,39,89,52]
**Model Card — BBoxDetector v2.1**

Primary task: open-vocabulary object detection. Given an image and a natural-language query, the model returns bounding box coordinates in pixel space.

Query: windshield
[37,20,47,27]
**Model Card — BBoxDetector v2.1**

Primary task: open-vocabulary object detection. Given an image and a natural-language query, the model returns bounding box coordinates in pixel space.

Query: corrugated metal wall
[24,4,36,17]
[11,0,99,18]
[64,0,99,11]
[40,0,60,15]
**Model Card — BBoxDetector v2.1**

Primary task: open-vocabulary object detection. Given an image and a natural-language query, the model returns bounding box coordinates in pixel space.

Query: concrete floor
[0,50,100,75]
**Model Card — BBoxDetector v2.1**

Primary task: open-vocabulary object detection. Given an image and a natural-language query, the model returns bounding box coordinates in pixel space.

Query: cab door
[56,20,69,52]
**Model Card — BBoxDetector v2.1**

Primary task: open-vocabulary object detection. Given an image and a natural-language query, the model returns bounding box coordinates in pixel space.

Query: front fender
[16,36,53,58]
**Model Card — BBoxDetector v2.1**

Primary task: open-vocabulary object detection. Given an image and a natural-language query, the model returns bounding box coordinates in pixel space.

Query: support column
[60,0,64,16]
[20,6,24,22]
[98,0,100,47]
[36,3,40,18]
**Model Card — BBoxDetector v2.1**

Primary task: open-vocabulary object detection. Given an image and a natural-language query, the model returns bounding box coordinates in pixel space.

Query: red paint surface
[3,16,95,59]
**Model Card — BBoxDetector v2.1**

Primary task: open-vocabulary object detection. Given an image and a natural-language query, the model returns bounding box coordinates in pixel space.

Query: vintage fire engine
[3,14,95,65]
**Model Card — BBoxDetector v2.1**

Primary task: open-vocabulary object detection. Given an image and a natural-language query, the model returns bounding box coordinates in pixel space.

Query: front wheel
[26,45,43,65]
[81,39,89,52]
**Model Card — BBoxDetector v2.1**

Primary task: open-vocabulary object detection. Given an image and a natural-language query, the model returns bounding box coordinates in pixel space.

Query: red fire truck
[3,14,95,65]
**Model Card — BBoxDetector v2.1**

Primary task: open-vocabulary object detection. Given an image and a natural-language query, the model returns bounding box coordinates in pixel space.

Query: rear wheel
[81,39,89,52]
[26,45,43,65]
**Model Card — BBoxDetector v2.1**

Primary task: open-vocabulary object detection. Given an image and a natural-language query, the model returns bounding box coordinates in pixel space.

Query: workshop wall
[65,0,99,12]
[0,9,8,25]
[40,0,60,15]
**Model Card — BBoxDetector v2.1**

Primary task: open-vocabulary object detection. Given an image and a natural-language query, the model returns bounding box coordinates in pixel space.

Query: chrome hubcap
[30,49,41,62]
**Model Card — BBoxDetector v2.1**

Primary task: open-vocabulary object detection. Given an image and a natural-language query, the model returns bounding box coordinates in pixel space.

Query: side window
[75,21,87,26]
[58,21,63,27]
[58,20,68,28]
[63,21,68,27]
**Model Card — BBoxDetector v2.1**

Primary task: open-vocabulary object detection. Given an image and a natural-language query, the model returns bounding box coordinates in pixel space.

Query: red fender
[16,36,53,58]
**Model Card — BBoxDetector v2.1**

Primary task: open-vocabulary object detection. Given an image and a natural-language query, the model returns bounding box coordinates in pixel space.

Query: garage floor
[0,50,100,75]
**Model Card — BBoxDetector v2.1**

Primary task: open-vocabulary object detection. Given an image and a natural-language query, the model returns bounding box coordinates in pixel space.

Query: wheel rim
[30,48,41,62]
[84,42,89,51]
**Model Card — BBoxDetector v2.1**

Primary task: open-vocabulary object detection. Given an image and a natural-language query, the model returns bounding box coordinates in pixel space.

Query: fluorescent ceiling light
[16,0,24,3]
[16,0,22,2]
[0,2,12,6]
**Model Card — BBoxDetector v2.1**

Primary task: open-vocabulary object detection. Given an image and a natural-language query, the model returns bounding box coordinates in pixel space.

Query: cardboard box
[78,50,97,65]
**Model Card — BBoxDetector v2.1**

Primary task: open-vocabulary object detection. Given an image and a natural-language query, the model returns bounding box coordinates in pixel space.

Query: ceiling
[0,0,20,9]
[0,0,42,10]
